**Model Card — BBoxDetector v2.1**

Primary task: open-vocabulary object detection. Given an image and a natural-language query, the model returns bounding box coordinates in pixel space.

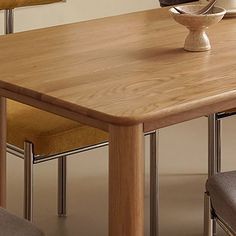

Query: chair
[2,3,160,236]
[204,171,236,236]
[206,111,236,235]
[0,207,44,236]
[2,0,108,221]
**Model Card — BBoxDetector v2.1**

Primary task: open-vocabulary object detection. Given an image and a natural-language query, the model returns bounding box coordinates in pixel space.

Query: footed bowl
[169,5,226,51]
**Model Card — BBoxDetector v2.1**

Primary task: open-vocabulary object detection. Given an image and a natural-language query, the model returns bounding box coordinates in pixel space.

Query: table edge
[1,81,236,131]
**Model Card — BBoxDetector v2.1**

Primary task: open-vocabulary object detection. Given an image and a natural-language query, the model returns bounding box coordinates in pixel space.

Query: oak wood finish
[109,124,144,236]
[0,0,63,10]
[0,88,108,131]
[1,7,236,236]
[0,97,6,207]
[0,8,236,129]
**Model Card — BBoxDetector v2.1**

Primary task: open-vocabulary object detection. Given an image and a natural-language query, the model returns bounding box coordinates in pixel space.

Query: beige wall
[1,0,158,33]
[2,0,236,174]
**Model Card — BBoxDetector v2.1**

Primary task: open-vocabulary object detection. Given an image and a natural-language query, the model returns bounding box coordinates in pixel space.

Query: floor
[6,144,227,236]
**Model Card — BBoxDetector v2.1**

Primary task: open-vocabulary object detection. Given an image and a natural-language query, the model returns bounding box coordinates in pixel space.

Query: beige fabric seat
[206,171,236,234]
[0,207,44,236]
[7,100,108,156]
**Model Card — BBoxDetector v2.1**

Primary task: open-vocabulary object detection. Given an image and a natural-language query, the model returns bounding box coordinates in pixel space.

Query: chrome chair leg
[6,6,34,222]
[6,6,68,220]
[208,114,222,235]
[150,130,159,236]
[58,156,67,217]
[214,117,221,235]
[216,118,221,173]
[4,9,14,34]
[24,141,34,221]
[208,114,218,177]
[204,192,213,236]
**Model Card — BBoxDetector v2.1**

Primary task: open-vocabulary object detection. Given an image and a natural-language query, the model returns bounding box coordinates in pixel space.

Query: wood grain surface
[0,0,63,10]
[0,8,236,129]
[109,124,144,236]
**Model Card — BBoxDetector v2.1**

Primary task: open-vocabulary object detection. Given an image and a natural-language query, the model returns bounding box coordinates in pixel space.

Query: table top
[1,8,236,131]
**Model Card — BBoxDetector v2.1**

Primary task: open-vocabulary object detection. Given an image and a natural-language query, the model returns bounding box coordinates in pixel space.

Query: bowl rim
[169,4,226,17]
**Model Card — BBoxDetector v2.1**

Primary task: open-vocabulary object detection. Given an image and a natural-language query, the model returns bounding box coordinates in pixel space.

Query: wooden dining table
[0,6,236,236]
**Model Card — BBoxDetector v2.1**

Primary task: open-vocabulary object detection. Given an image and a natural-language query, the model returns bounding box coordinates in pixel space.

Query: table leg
[0,97,6,207]
[109,124,144,236]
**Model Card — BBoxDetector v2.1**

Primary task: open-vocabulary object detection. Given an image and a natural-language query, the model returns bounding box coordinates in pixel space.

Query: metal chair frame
[7,132,159,234]
[204,192,236,236]
[7,131,159,227]
[204,112,236,236]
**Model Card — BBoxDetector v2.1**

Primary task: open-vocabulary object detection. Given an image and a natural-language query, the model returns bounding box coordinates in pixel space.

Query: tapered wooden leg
[0,97,6,207]
[109,124,144,236]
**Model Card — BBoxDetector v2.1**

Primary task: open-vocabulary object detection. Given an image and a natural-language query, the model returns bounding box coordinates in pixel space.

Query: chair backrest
[3,0,65,34]
[0,0,64,10]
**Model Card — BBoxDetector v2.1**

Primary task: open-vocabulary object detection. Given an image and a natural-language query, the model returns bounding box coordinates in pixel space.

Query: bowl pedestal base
[184,29,211,52]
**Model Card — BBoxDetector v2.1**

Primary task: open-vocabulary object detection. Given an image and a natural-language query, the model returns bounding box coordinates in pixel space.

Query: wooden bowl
[169,5,226,51]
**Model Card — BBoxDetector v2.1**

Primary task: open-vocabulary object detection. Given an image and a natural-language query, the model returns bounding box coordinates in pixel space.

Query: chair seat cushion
[7,100,108,156]
[206,171,236,233]
[0,208,44,236]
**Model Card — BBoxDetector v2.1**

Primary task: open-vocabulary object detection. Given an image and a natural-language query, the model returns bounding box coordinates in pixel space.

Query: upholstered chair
[0,207,44,236]
[204,171,236,236]
[2,0,108,221]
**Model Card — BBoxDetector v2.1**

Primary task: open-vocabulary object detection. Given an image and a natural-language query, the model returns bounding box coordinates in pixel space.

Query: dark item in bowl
[169,5,226,51]
[159,0,198,7]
